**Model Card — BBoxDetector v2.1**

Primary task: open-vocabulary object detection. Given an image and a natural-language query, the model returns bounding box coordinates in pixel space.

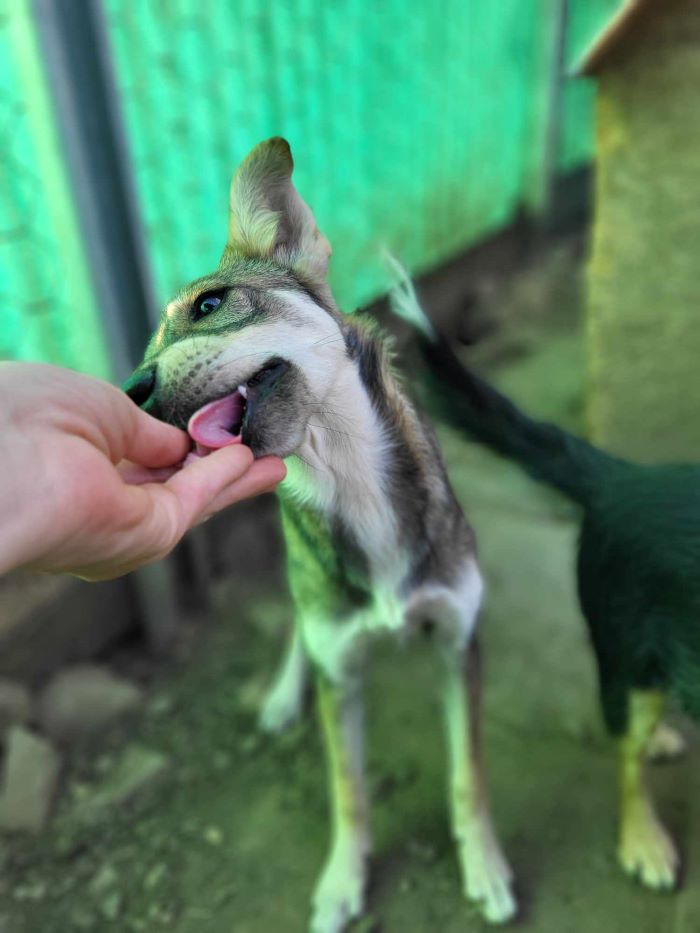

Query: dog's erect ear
[225,137,331,281]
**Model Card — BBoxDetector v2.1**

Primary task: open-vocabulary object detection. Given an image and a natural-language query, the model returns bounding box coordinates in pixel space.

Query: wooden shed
[577,0,700,460]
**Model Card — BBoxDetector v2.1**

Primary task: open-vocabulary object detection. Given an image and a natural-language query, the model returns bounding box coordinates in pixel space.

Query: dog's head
[124,137,348,458]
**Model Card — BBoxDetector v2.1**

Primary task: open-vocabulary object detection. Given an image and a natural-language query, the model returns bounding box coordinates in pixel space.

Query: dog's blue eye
[193,293,223,321]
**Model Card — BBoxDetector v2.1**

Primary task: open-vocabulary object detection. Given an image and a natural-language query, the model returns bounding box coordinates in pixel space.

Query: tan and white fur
[125,138,516,931]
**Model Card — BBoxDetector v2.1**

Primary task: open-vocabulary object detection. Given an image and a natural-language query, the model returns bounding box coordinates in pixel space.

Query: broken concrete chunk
[0,727,61,833]
[76,745,169,824]
[37,665,144,742]
[0,679,31,741]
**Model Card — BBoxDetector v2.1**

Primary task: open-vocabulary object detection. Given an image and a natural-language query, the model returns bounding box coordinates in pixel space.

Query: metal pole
[31,0,205,650]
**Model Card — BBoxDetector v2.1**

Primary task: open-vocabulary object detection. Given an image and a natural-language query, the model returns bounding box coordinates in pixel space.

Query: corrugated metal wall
[0,0,614,373]
[0,0,111,377]
[104,0,564,312]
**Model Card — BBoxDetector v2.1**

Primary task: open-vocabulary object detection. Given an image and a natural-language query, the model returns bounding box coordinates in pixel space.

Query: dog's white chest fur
[283,356,407,612]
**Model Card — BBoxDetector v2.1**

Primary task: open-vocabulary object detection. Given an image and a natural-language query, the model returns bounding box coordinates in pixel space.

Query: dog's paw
[310,844,367,933]
[646,723,686,762]
[459,828,516,924]
[258,681,304,734]
[619,813,679,890]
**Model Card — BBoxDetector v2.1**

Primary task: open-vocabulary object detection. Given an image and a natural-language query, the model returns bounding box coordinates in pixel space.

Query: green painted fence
[0,0,111,377]
[104,0,565,313]
[0,0,618,373]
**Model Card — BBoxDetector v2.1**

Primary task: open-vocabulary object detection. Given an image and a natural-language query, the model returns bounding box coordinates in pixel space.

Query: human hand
[0,362,286,580]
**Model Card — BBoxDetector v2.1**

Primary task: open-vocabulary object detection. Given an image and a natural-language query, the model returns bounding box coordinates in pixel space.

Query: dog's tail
[386,257,618,506]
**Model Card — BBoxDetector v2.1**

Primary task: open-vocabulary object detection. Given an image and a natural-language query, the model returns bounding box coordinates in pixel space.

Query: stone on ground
[37,665,143,742]
[0,679,31,741]
[0,727,61,833]
[75,745,170,824]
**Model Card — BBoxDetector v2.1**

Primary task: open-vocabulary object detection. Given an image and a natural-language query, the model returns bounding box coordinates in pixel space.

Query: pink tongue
[187,392,245,454]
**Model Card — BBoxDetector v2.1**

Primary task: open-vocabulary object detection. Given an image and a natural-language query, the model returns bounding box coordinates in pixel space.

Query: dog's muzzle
[123,357,289,458]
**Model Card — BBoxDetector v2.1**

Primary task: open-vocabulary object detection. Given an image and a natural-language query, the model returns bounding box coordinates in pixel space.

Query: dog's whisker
[309,407,358,425]
[306,423,365,441]
[211,349,278,372]
[310,333,346,349]
[295,453,322,474]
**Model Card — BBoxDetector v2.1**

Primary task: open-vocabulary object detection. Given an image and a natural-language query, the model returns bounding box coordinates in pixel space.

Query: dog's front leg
[311,672,369,933]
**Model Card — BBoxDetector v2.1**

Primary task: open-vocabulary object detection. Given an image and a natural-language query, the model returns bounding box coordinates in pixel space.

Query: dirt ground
[2,238,699,932]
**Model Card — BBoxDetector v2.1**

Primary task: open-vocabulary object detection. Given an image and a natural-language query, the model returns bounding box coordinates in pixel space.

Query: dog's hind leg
[440,636,516,924]
[311,673,369,933]
[259,625,309,733]
[618,690,679,889]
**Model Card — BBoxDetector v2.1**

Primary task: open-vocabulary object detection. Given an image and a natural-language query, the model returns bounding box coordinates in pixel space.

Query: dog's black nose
[122,366,156,408]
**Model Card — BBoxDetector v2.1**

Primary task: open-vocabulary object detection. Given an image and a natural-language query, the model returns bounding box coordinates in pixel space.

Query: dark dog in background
[390,267,699,893]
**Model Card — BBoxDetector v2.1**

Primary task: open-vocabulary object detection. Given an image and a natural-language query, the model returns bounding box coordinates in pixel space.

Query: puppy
[124,138,515,931]
[389,267,695,894]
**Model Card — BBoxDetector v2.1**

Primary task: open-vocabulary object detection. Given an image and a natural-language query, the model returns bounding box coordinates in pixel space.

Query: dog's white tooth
[238,384,248,399]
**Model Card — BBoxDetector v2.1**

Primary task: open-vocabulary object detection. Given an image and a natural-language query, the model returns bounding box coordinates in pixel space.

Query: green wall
[0,0,111,377]
[1,1,608,372]
[103,0,574,313]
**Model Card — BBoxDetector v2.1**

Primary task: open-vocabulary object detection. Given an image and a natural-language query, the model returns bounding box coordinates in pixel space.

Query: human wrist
[0,427,52,577]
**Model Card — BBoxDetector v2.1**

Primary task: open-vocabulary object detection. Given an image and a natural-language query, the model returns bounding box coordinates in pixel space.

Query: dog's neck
[283,350,401,577]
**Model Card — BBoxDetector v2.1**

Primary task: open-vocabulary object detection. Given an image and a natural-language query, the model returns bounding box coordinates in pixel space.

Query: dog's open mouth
[186,384,248,459]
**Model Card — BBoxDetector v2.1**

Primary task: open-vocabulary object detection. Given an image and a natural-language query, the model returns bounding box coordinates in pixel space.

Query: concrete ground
[2,245,699,932]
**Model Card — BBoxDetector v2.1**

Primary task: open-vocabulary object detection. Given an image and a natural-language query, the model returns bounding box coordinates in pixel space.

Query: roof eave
[573,0,655,77]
